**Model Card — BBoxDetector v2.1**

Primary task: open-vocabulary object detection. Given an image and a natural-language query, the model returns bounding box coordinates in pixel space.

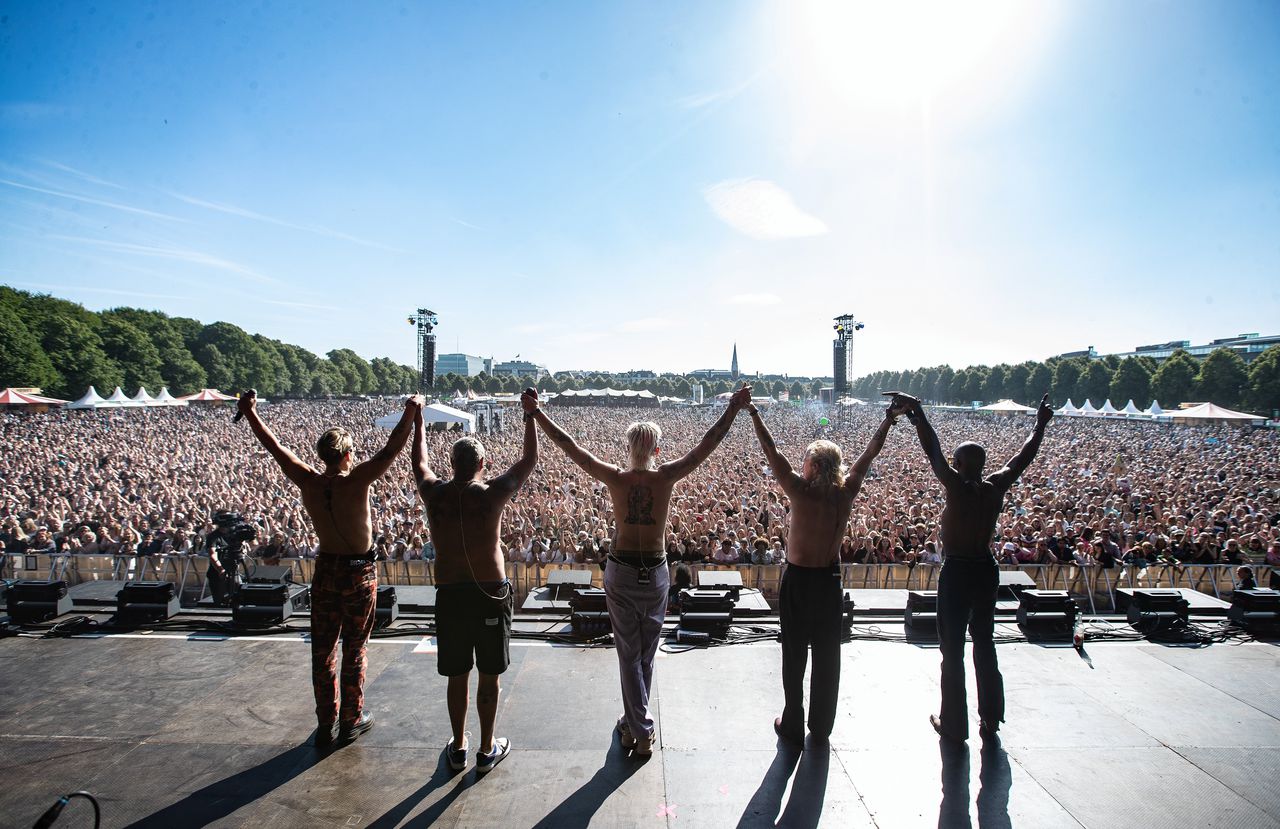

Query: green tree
[933,366,955,402]
[962,368,986,404]
[310,359,345,396]
[370,357,400,395]
[1080,361,1113,404]
[197,343,234,390]
[104,308,205,394]
[327,348,375,395]
[0,305,59,390]
[484,374,503,394]
[983,365,1008,402]
[1150,350,1199,407]
[1025,363,1053,403]
[196,322,258,390]
[250,336,290,395]
[1196,347,1248,408]
[789,380,804,400]
[1109,358,1152,408]
[1006,363,1031,402]
[99,316,164,392]
[1051,359,1083,405]
[36,312,123,397]
[1245,345,1280,415]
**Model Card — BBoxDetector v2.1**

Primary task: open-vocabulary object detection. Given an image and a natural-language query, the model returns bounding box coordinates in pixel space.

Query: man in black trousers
[892,391,1053,742]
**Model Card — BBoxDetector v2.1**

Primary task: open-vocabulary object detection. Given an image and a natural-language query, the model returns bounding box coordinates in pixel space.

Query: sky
[1,1,1278,378]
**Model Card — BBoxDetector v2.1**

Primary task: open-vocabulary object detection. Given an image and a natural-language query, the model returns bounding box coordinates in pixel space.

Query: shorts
[435,582,513,677]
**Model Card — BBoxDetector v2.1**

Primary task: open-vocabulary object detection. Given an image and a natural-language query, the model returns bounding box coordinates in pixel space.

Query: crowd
[1,400,1278,585]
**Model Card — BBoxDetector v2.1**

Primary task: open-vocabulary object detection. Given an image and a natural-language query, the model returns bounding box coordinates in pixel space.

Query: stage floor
[2,631,1279,828]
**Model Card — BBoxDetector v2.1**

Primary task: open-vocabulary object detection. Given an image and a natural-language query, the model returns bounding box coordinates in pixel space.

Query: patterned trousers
[310,557,378,726]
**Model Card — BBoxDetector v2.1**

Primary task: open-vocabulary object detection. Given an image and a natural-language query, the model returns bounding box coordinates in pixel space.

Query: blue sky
[2,1,1277,378]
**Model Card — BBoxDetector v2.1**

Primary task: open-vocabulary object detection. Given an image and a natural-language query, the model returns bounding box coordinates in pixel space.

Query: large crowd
[1,400,1278,582]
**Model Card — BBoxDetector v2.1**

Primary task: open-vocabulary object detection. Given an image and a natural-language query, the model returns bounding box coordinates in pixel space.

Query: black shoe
[930,715,966,743]
[315,722,337,749]
[774,717,803,747]
[979,720,1001,744]
[338,712,375,743]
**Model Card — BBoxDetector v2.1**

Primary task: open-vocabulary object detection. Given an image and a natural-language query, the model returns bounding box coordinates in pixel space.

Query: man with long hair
[747,399,902,745]
[237,393,424,748]
[892,392,1053,743]
[412,391,538,775]
[528,385,752,756]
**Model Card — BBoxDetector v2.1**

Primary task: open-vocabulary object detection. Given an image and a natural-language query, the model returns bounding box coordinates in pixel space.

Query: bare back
[939,478,1009,558]
[606,469,676,554]
[423,479,512,583]
[785,482,858,567]
[299,472,375,555]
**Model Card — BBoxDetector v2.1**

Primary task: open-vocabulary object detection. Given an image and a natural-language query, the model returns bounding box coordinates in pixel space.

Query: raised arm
[491,389,541,494]
[847,406,899,492]
[238,394,314,487]
[660,384,751,481]
[411,408,440,492]
[531,403,620,484]
[747,402,804,496]
[351,395,425,485]
[893,393,961,489]
[989,393,1053,490]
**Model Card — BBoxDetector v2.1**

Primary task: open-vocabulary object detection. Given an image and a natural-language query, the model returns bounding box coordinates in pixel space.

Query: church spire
[731,343,739,381]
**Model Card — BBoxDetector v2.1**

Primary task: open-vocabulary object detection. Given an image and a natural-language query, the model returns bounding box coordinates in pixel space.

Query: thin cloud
[48,234,276,284]
[675,74,763,110]
[0,178,189,223]
[259,298,342,312]
[166,191,406,252]
[450,217,484,231]
[728,292,782,306]
[703,178,829,240]
[40,160,125,190]
[4,280,192,302]
[620,317,674,333]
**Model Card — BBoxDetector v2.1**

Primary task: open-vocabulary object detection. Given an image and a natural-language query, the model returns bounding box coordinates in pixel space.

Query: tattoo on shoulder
[625,485,657,525]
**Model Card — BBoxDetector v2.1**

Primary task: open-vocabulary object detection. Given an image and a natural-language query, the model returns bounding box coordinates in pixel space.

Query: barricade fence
[6,554,1259,612]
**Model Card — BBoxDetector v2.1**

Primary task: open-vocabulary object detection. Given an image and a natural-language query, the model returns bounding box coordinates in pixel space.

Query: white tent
[131,387,158,406]
[1120,399,1144,417]
[1169,402,1265,425]
[1056,398,1081,416]
[153,387,189,407]
[1099,399,1120,416]
[377,402,475,433]
[978,399,1036,413]
[1079,399,1099,416]
[1144,400,1165,418]
[105,387,145,407]
[66,386,117,410]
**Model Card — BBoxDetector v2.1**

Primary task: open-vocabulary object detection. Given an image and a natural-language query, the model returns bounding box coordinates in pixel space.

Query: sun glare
[788,0,1057,114]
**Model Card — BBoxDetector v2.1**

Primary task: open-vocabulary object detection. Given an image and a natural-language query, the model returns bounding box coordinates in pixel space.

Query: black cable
[32,790,100,829]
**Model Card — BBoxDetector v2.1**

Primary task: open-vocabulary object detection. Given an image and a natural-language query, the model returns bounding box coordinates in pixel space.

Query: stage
[2,629,1279,828]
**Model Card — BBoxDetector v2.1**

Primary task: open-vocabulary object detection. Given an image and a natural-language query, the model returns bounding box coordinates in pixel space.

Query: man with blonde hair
[747,399,903,745]
[528,385,753,756]
[237,393,424,748]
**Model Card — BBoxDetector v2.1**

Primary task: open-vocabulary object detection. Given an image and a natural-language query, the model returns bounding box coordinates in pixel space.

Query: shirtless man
[748,398,902,745]
[530,385,752,756]
[891,391,1053,742]
[413,390,538,774]
[237,392,424,748]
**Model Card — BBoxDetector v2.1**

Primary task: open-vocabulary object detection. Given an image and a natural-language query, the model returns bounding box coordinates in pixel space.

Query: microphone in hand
[233,389,257,423]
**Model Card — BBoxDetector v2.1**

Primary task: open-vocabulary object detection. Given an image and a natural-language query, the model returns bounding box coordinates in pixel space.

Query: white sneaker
[476,737,510,774]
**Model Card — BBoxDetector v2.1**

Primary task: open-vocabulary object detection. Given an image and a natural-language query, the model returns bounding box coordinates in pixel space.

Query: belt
[318,549,378,567]
[608,553,667,569]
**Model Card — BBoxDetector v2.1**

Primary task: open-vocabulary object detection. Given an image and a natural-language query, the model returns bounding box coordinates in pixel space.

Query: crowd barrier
[2,553,1265,613]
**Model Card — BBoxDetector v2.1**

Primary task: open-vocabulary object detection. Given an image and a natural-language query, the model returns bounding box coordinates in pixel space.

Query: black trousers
[936,556,1003,739]
[779,562,843,740]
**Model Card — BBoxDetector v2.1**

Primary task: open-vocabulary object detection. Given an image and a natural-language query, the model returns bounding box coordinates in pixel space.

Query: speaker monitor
[116,580,180,624]
[232,583,309,625]
[248,565,293,585]
[7,579,73,624]
[1016,590,1079,639]
[1127,589,1189,632]
[905,590,938,630]
[547,569,593,601]
[570,587,610,635]
[1228,588,1280,636]
[375,584,399,628]
[695,569,742,600]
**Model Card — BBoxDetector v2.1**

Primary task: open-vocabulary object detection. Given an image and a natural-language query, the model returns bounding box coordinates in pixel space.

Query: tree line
[0,287,420,399]
[848,346,1280,414]
[438,372,829,401]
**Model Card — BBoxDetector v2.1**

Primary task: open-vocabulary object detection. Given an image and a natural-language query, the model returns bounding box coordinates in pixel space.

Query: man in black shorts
[413,392,538,773]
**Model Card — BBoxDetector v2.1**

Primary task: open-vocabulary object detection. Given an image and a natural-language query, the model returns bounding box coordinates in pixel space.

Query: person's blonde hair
[450,436,486,478]
[805,440,846,488]
[316,428,354,466]
[625,421,662,471]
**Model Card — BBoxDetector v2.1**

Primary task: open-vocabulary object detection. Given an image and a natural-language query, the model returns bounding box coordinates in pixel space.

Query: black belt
[318,550,378,567]
[608,553,667,569]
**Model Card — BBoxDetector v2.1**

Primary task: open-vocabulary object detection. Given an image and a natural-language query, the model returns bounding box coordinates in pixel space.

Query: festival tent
[0,388,68,411]
[1099,399,1121,416]
[1121,400,1144,417]
[179,388,237,403]
[1168,402,1265,426]
[131,387,159,406]
[153,387,189,407]
[1056,399,1081,416]
[978,399,1036,413]
[1144,400,1165,418]
[377,402,474,433]
[105,387,145,407]
[66,386,116,410]
[1079,399,1099,416]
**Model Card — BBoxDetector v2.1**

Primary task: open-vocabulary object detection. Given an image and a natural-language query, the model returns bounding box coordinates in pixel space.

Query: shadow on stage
[123,739,323,828]
[365,749,477,829]
[527,739,643,829]
[737,736,829,828]
[939,738,1012,829]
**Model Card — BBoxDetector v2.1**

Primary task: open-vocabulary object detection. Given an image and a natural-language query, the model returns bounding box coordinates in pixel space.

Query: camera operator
[237,391,424,748]
[204,511,258,606]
